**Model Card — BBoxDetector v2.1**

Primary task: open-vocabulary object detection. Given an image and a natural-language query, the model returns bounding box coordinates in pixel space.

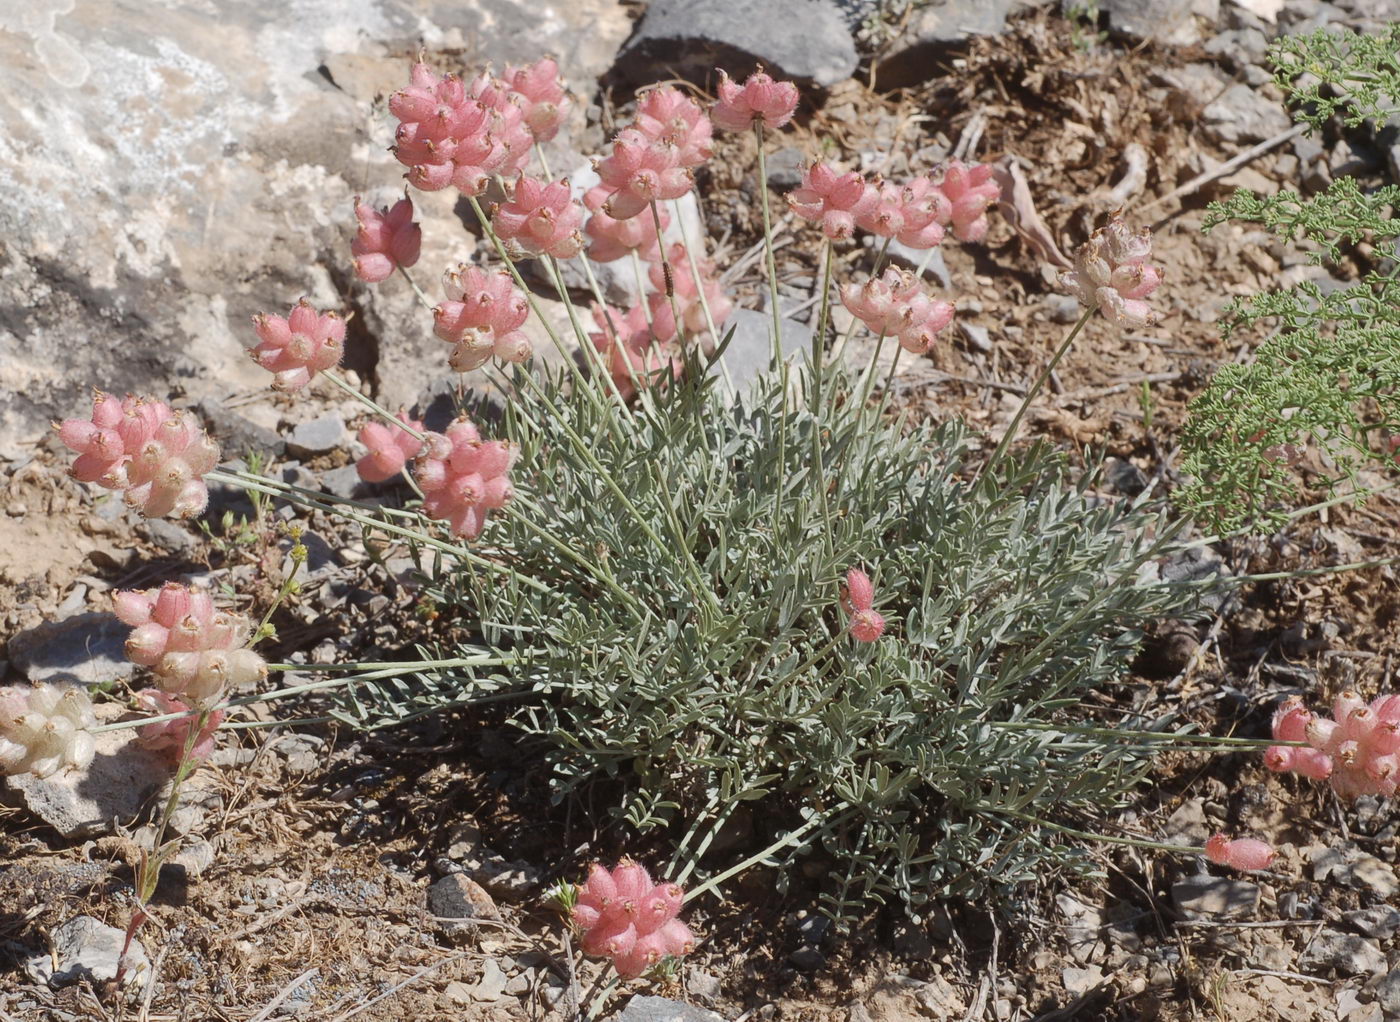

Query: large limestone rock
[0,0,632,461]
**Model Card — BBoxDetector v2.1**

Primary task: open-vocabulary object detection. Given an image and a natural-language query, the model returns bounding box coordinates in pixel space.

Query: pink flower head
[1271,696,1312,743]
[135,689,225,764]
[352,195,422,283]
[467,70,535,176]
[712,68,800,132]
[855,180,907,241]
[434,264,533,371]
[114,583,266,708]
[646,243,733,340]
[936,160,1001,243]
[788,162,877,242]
[840,267,954,355]
[589,303,682,402]
[0,682,97,778]
[571,859,695,979]
[1059,212,1163,329]
[1205,833,1275,871]
[356,413,426,483]
[894,176,953,250]
[596,127,694,221]
[840,568,886,642]
[250,300,346,392]
[1257,692,1400,798]
[59,392,220,519]
[634,86,713,169]
[414,418,517,540]
[502,56,571,142]
[390,62,501,194]
[583,184,668,263]
[492,173,586,260]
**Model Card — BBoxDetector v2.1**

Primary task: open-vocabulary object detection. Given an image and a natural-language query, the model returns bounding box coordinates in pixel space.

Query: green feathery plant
[1179,25,1400,532]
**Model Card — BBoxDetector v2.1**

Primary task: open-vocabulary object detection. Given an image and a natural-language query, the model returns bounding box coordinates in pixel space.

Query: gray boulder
[878,0,1032,88]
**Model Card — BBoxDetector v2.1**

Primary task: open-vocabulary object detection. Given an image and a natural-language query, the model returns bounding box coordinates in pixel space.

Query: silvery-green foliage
[338,355,1199,917]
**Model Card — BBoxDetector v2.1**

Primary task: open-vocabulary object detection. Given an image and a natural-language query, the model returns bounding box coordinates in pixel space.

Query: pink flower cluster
[356,413,426,484]
[0,683,97,778]
[589,304,684,402]
[59,392,220,519]
[647,243,734,340]
[115,583,267,709]
[841,568,886,643]
[352,196,422,283]
[415,418,517,540]
[789,159,999,247]
[491,174,585,260]
[1205,833,1275,871]
[583,184,667,263]
[390,60,550,195]
[596,86,711,221]
[572,860,696,979]
[1266,692,1400,798]
[135,690,225,764]
[250,300,346,392]
[1060,212,1163,328]
[841,267,956,355]
[433,265,533,371]
[712,69,799,132]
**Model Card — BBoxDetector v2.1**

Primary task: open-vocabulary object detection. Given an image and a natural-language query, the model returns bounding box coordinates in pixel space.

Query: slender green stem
[684,812,846,904]
[982,719,1292,749]
[754,121,783,367]
[138,708,210,899]
[322,370,427,443]
[980,303,1096,482]
[670,196,733,390]
[988,808,1208,856]
[829,237,891,366]
[881,343,904,398]
[498,503,649,620]
[649,200,688,342]
[254,531,304,640]
[1155,553,1400,589]
[855,331,890,407]
[542,254,631,409]
[812,240,834,392]
[396,264,436,312]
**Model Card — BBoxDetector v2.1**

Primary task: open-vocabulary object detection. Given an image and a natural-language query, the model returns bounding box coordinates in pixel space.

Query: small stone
[318,464,366,501]
[476,858,544,902]
[445,980,473,1005]
[885,240,952,289]
[8,613,134,686]
[1343,906,1400,940]
[766,147,805,190]
[686,970,722,1002]
[26,915,151,992]
[1203,84,1292,145]
[1057,893,1105,964]
[1312,845,1400,898]
[879,0,1028,86]
[1061,965,1106,998]
[285,414,348,458]
[956,320,991,353]
[1104,457,1149,497]
[1203,27,1268,66]
[1046,294,1081,324]
[473,959,508,1001]
[1172,876,1260,919]
[504,968,534,996]
[198,398,286,460]
[710,307,810,395]
[140,518,201,558]
[612,995,728,1022]
[1296,929,1385,976]
[1376,969,1400,1016]
[788,946,825,971]
[795,912,830,944]
[428,873,499,939]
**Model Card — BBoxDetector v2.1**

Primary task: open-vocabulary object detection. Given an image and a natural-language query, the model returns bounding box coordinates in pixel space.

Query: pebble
[710,307,810,395]
[1046,294,1081,324]
[1312,845,1400,898]
[1376,969,1400,1017]
[472,958,508,1001]
[1343,906,1400,940]
[428,873,499,941]
[686,970,722,1002]
[26,915,151,992]
[1172,876,1260,919]
[766,147,806,190]
[1203,83,1292,145]
[8,612,134,686]
[1297,929,1386,976]
[141,518,201,558]
[789,946,826,971]
[198,397,286,460]
[612,995,728,1022]
[285,414,349,458]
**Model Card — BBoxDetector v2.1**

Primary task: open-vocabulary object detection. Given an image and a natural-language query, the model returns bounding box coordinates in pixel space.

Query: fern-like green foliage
[1178,27,1400,533]
[334,353,1201,919]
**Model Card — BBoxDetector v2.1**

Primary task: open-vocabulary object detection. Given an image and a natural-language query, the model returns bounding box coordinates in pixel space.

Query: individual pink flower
[712,68,800,132]
[893,176,953,250]
[571,860,696,979]
[250,300,346,392]
[114,583,266,708]
[1059,212,1163,329]
[840,568,886,643]
[467,71,534,176]
[356,413,426,483]
[434,265,533,371]
[1205,834,1275,871]
[596,127,694,221]
[788,162,877,242]
[583,184,668,263]
[634,86,713,168]
[646,243,733,340]
[59,392,220,519]
[854,180,907,241]
[937,160,1001,243]
[414,418,517,540]
[352,196,422,283]
[589,303,681,402]
[390,62,500,194]
[135,690,225,764]
[840,267,954,355]
[0,683,97,778]
[492,174,586,260]
[502,57,571,142]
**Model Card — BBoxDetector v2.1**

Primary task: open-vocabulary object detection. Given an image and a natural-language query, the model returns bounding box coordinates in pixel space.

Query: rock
[789,946,826,971]
[1104,457,1149,497]
[1377,969,1400,1017]
[1045,294,1082,324]
[1057,893,1105,964]
[1101,0,1220,45]
[1203,84,1292,145]
[0,1,632,459]
[711,308,811,395]
[1159,545,1231,612]
[1203,27,1269,67]
[318,464,367,501]
[687,970,722,1002]
[1061,965,1106,998]
[475,858,545,902]
[472,958,508,1001]
[428,872,499,939]
[956,321,991,353]
[1312,845,1400,898]
[198,398,285,461]
[285,414,348,458]
[1161,797,1211,847]
[8,613,134,687]
[887,241,951,289]
[1297,929,1386,976]
[766,147,806,191]
[615,0,858,89]
[26,915,150,991]
[1343,907,1400,940]
[611,996,728,1022]
[139,518,201,558]
[445,980,473,1005]
[795,912,830,944]
[878,0,1030,87]
[1172,876,1260,919]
